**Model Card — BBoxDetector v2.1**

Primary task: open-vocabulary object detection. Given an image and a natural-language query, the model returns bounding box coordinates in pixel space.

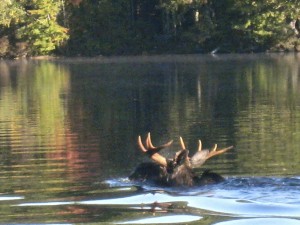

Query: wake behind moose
[129,133,233,187]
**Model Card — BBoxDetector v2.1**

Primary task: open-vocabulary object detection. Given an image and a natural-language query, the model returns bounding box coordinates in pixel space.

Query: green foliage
[0,0,25,27]
[66,0,135,56]
[0,0,68,56]
[0,0,299,56]
[230,0,300,49]
[16,0,69,55]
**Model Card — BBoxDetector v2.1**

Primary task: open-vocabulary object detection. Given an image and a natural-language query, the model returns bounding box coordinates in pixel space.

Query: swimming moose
[129,133,233,187]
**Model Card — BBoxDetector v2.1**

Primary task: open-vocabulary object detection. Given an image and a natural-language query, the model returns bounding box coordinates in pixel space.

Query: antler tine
[137,133,173,167]
[207,145,234,159]
[146,132,155,149]
[190,141,233,168]
[179,137,186,149]
[158,139,174,150]
[197,140,202,151]
[146,132,173,150]
[211,144,217,152]
[138,135,147,152]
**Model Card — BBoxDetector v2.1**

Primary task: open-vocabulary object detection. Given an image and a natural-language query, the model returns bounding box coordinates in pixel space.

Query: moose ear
[190,150,210,168]
[175,149,189,166]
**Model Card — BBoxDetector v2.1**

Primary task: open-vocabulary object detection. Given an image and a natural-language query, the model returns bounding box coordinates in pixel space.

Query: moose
[129,133,233,187]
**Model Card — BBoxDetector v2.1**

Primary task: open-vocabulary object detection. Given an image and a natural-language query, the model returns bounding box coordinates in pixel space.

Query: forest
[0,0,300,58]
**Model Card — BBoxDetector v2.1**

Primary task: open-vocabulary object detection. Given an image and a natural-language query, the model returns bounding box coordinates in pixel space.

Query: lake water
[0,54,300,224]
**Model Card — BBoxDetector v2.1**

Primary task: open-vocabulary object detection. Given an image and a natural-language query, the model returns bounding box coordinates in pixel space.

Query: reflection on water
[216,218,300,225]
[117,215,202,224]
[14,176,300,224]
[0,54,300,224]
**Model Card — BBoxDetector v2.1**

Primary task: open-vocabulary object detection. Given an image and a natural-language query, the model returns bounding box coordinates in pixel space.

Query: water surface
[0,54,300,224]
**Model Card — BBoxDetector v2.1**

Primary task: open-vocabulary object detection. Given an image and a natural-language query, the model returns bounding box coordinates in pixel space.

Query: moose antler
[138,133,173,167]
[180,137,233,168]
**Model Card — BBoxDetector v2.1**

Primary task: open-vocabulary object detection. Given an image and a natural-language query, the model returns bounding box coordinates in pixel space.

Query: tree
[229,0,300,51]
[1,0,300,56]
[0,0,69,57]
[16,0,69,55]
[0,0,25,27]
[66,0,136,56]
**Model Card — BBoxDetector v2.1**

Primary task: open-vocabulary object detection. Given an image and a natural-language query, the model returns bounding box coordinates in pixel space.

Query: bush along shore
[1,0,300,59]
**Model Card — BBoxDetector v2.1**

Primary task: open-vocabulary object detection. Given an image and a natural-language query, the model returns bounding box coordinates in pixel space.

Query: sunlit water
[0,54,300,224]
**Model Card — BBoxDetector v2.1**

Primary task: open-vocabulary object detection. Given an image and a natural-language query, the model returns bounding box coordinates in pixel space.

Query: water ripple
[79,192,300,218]
[116,215,202,224]
[0,196,24,201]
[215,218,300,225]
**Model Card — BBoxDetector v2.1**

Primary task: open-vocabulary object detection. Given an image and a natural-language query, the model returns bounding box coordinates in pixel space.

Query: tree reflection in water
[0,54,300,224]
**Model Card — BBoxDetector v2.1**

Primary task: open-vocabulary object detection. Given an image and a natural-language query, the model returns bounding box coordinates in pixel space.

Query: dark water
[0,54,300,224]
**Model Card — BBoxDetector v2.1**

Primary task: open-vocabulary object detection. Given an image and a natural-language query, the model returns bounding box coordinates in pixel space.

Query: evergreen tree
[0,0,68,57]
[17,0,69,55]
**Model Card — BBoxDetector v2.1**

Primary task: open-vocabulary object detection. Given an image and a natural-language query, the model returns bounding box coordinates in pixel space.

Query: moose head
[129,133,233,187]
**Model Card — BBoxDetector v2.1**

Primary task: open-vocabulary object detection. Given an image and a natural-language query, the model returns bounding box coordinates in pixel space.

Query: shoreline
[6,52,298,64]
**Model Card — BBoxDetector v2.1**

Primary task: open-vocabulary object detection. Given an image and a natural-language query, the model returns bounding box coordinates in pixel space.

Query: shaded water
[0,54,300,224]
